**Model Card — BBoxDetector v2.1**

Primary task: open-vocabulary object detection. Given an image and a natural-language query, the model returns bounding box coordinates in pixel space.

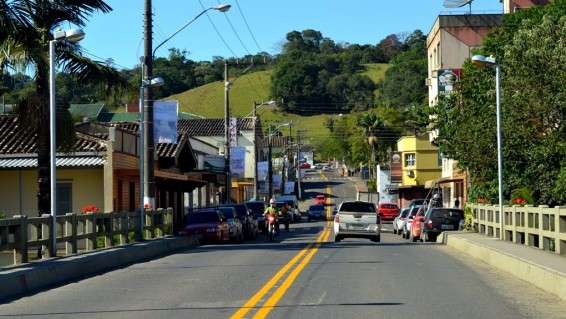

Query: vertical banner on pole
[257,161,268,181]
[154,100,178,143]
[230,146,246,178]
[229,117,238,147]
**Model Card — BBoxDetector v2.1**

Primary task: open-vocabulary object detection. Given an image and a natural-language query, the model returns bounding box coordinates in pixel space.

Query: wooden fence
[0,208,174,266]
[469,203,566,255]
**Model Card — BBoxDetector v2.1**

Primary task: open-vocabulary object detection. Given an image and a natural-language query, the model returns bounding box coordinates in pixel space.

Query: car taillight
[426,220,433,229]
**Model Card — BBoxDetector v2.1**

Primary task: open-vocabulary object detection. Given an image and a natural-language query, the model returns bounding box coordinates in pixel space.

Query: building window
[56,182,73,215]
[404,153,416,167]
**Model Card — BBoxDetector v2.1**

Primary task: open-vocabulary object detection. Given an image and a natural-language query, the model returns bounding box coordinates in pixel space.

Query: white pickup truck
[333,201,381,242]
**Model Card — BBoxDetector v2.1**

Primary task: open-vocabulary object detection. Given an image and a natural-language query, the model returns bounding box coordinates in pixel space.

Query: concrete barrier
[0,236,197,302]
[443,232,566,300]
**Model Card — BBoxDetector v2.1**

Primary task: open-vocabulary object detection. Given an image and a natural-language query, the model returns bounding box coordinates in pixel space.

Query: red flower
[512,197,527,205]
[81,204,99,214]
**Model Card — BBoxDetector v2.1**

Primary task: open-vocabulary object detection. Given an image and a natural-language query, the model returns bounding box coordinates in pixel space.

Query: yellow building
[396,135,441,207]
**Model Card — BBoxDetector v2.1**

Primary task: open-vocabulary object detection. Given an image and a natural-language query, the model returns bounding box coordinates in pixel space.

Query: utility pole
[253,102,259,199]
[224,60,231,203]
[296,131,302,199]
[268,127,273,200]
[143,0,155,209]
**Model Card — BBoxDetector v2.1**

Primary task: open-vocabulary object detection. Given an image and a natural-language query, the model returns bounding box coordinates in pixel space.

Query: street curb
[0,236,198,303]
[442,232,566,300]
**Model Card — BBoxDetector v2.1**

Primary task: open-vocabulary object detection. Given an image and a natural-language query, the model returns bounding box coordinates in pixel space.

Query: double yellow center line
[230,224,332,319]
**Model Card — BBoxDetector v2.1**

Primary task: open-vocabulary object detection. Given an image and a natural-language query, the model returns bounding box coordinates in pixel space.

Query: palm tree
[357,112,385,179]
[0,0,127,215]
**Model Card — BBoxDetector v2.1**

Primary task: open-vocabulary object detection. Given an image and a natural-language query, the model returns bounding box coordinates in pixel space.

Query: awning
[425,177,465,188]
[0,156,105,168]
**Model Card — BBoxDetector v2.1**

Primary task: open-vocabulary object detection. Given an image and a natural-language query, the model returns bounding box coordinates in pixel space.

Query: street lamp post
[251,101,276,199]
[48,29,85,257]
[142,2,230,210]
[267,123,290,200]
[138,72,164,240]
[472,54,504,240]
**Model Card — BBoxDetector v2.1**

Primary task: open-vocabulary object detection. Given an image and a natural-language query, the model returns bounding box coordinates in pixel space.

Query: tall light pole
[142,2,231,209]
[472,54,504,240]
[224,60,231,203]
[49,28,85,257]
[138,73,164,239]
[267,123,290,200]
[251,100,276,199]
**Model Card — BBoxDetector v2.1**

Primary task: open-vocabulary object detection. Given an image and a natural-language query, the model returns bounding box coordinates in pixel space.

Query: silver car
[333,201,380,242]
[393,208,410,235]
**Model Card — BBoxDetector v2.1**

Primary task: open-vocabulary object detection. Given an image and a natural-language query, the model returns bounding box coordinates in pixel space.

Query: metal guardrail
[0,208,174,266]
[469,204,566,255]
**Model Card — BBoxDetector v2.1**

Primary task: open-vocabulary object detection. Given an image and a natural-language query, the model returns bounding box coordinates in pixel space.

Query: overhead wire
[198,0,238,57]
[234,0,262,52]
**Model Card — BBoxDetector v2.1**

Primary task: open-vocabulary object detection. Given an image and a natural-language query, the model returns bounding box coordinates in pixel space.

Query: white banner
[284,181,295,194]
[229,117,238,147]
[257,161,268,181]
[230,147,245,178]
[154,100,178,144]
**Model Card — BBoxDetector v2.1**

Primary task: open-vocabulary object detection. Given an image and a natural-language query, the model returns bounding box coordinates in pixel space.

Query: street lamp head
[149,77,165,87]
[53,29,85,42]
[214,4,231,12]
[471,54,496,67]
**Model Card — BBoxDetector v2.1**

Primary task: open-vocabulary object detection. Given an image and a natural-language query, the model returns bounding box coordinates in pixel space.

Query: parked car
[307,205,325,222]
[333,201,380,242]
[220,204,258,239]
[401,205,423,239]
[416,208,465,242]
[314,194,326,205]
[217,206,244,242]
[245,201,266,232]
[277,195,301,222]
[393,208,410,235]
[378,202,400,221]
[181,208,230,243]
[300,162,311,169]
[322,165,331,171]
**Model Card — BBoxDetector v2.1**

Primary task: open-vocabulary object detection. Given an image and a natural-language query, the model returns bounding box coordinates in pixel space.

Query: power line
[198,0,238,57]
[217,0,251,54]
[234,0,263,52]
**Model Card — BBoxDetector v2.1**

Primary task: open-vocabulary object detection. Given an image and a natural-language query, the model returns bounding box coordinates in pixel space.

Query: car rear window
[408,205,423,217]
[245,202,265,214]
[217,207,234,219]
[186,211,219,224]
[309,205,324,211]
[381,204,398,209]
[431,209,464,219]
[340,202,375,213]
[400,209,410,218]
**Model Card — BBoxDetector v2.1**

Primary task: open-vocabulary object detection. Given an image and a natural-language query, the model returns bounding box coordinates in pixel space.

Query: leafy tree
[433,1,566,205]
[0,0,127,214]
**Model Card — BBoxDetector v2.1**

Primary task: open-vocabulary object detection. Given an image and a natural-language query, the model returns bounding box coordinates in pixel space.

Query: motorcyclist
[264,198,279,235]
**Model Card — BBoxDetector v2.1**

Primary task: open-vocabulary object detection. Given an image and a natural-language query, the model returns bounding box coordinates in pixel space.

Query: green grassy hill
[167,63,388,136]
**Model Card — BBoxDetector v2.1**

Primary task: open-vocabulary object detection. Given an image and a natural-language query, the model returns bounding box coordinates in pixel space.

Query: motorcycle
[266,215,277,242]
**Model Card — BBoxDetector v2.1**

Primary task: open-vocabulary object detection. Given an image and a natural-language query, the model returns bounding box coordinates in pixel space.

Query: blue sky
[80,0,503,69]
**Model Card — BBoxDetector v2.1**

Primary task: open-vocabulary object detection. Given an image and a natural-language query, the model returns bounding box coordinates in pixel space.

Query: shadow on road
[0,302,405,317]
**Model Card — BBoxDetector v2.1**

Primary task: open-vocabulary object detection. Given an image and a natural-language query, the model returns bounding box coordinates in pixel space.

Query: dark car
[220,204,258,239]
[408,199,425,208]
[420,208,464,242]
[181,208,229,243]
[307,205,325,221]
[246,201,266,231]
[217,206,244,242]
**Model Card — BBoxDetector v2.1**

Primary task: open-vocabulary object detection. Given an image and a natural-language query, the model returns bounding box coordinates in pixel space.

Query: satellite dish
[443,0,474,13]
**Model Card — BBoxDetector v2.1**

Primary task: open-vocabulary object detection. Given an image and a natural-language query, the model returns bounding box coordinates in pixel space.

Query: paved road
[1,170,565,318]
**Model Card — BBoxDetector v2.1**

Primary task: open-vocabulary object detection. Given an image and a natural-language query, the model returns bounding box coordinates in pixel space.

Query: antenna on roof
[443,0,474,14]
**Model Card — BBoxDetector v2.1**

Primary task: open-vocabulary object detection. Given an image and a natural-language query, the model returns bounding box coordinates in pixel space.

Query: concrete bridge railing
[469,203,566,255]
[0,208,174,266]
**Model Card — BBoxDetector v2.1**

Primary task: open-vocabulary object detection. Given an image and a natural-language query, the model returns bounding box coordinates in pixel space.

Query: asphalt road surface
[1,170,565,319]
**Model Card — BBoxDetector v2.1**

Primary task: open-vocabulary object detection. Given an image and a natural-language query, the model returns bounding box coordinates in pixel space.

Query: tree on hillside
[0,0,127,215]
[433,0,566,205]
[380,29,427,109]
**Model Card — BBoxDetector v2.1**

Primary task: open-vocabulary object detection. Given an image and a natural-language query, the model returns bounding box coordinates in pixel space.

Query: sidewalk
[442,232,566,300]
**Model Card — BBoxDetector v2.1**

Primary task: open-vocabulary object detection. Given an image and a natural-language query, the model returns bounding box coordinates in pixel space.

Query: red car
[314,194,326,205]
[378,203,400,221]
[181,208,230,243]
[300,162,311,169]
